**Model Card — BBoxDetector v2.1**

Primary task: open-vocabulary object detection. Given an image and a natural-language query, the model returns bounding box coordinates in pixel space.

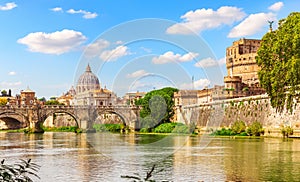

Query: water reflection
[1,132,300,181]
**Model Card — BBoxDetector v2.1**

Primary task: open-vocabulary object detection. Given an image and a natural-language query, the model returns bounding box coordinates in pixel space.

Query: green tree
[231,120,246,135]
[0,98,7,106]
[247,121,264,136]
[135,87,178,129]
[256,12,300,113]
[45,100,64,105]
[1,90,7,96]
[39,97,46,102]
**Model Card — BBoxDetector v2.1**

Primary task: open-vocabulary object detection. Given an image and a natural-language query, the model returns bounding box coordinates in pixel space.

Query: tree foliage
[135,87,178,129]
[230,120,246,135]
[0,98,7,106]
[1,90,7,96]
[45,100,64,105]
[256,12,300,113]
[246,121,264,136]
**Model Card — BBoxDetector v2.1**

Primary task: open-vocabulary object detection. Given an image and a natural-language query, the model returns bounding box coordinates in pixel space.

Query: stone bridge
[0,105,140,132]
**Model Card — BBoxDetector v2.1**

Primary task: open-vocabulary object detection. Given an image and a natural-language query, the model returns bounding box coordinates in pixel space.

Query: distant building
[197,87,213,103]
[57,86,75,106]
[122,91,147,105]
[73,64,117,106]
[20,87,36,106]
[174,90,198,106]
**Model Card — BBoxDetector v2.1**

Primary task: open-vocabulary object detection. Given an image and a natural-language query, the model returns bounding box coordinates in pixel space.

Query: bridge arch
[96,110,127,126]
[0,111,29,129]
[41,110,80,128]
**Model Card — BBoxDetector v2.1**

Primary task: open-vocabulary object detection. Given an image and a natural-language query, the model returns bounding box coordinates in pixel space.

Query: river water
[1,132,300,181]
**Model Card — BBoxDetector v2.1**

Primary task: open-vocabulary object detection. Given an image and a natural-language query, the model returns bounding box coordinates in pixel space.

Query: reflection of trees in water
[223,138,300,181]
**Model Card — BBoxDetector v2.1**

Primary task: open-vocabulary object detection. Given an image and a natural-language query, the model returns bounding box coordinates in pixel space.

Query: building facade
[20,87,36,106]
[122,91,146,106]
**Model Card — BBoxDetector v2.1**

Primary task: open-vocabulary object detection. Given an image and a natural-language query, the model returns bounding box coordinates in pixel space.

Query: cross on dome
[86,63,92,72]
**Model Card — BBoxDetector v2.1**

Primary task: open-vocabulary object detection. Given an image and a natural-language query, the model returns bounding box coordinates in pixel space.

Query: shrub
[152,123,176,133]
[247,121,264,136]
[213,128,232,136]
[43,126,79,132]
[281,126,293,138]
[93,124,124,133]
[231,121,246,134]
[139,128,150,133]
[238,132,248,136]
[152,123,189,133]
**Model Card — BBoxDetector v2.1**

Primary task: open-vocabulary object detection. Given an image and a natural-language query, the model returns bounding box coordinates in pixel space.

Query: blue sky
[0,0,299,99]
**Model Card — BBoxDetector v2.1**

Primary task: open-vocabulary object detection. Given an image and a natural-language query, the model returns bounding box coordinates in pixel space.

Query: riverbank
[2,126,300,139]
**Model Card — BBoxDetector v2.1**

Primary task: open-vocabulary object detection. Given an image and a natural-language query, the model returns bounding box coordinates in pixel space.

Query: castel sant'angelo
[223,38,265,99]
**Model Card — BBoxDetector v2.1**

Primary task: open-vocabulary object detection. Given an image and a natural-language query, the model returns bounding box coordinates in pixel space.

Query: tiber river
[1,132,300,181]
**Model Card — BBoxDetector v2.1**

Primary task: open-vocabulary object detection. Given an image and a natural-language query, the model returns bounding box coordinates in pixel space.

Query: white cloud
[8,71,16,76]
[50,7,63,12]
[0,81,22,87]
[115,40,123,45]
[140,47,152,53]
[166,6,246,34]
[268,2,284,11]
[152,51,199,64]
[228,12,276,38]
[100,45,130,61]
[0,2,17,11]
[84,39,110,57]
[180,79,210,90]
[67,9,97,19]
[17,29,87,55]
[129,80,154,91]
[194,57,225,68]
[126,70,149,78]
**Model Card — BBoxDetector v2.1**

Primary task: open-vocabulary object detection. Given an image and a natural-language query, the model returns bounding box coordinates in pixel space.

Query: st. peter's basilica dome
[76,64,100,93]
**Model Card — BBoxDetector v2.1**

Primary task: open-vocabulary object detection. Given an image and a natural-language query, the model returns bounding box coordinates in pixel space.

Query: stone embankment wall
[177,94,300,137]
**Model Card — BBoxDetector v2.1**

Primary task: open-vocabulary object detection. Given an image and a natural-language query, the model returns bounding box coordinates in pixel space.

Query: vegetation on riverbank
[0,128,28,133]
[42,126,82,133]
[213,120,264,137]
[256,12,300,113]
[135,87,178,130]
[281,125,294,138]
[139,122,193,134]
[93,123,127,133]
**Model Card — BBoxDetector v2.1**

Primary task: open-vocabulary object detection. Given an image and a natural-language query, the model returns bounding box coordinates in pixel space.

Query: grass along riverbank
[42,126,82,133]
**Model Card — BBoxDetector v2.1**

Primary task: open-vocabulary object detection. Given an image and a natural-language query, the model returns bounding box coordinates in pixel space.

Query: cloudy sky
[0,0,298,99]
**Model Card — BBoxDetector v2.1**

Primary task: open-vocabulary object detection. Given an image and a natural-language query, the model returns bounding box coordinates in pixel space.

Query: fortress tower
[223,38,265,98]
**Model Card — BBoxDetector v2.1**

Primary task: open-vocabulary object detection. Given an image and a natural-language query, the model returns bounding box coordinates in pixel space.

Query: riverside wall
[176,94,300,137]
